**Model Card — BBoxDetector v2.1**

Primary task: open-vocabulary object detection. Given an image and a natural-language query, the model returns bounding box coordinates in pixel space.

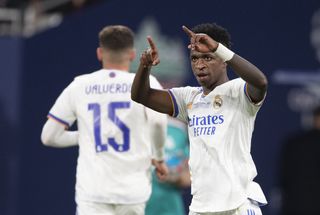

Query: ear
[97,47,103,61]
[129,49,136,62]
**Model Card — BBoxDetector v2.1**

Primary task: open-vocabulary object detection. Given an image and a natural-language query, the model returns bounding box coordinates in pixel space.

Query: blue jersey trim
[48,113,69,127]
[168,90,179,117]
[244,82,266,106]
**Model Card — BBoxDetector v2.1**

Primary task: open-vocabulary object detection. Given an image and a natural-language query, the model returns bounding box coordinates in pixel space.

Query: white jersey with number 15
[48,69,166,204]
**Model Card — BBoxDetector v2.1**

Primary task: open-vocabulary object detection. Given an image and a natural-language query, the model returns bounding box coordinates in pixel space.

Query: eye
[191,56,198,62]
[204,56,213,61]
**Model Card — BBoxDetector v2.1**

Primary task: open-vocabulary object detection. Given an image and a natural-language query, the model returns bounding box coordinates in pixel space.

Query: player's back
[69,69,160,204]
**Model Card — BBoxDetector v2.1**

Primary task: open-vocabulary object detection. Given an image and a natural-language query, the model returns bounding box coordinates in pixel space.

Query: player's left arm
[41,118,78,147]
[149,110,169,180]
[150,113,167,161]
[227,55,268,104]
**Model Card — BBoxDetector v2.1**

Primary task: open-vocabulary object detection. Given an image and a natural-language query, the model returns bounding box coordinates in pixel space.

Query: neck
[202,75,229,95]
[102,62,130,71]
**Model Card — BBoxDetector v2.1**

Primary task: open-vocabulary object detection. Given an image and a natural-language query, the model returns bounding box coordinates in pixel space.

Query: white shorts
[189,199,262,215]
[76,200,146,215]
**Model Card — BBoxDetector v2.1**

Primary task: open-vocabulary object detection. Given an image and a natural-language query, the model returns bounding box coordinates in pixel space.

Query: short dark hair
[191,23,232,48]
[99,25,134,51]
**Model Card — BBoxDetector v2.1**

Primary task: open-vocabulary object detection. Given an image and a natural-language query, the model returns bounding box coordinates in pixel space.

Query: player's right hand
[152,159,169,182]
[140,36,160,68]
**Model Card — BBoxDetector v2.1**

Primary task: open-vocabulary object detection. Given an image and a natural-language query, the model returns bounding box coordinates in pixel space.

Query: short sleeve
[48,81,77,127]
[234,78,266,116]
[168,87,192,123]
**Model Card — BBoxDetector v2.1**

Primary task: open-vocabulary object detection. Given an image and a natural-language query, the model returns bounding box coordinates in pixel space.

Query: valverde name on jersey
[85,83,132,95]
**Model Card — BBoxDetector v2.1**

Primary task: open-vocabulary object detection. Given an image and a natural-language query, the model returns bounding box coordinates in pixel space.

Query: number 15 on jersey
[88,102,130,153]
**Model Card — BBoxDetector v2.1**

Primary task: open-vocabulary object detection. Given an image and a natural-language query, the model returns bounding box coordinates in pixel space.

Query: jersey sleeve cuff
[244,83,266,106]
[48,113,70,128]
[168,90,179,117]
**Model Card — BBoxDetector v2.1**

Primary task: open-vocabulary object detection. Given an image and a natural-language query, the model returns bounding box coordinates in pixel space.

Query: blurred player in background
[40,25,168,215]
[131,23,268,215]
[146,117,190,215]
[280,105,320,215]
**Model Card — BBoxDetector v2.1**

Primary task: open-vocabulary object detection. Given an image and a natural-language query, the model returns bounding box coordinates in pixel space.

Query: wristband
[214,43,235,62]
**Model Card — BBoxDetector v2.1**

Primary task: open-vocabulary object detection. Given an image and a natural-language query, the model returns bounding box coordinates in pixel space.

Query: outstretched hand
[152,159,169,182]
[140,36,160,68]
[182,25,219,53]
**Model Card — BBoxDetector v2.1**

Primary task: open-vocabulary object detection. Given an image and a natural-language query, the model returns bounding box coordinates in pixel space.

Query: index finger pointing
[147,36,157,50]
[182,25,195,38]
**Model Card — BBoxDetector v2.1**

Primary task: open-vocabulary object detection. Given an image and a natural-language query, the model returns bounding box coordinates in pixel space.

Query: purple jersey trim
[168,90,179,117]
[48,113,69,127]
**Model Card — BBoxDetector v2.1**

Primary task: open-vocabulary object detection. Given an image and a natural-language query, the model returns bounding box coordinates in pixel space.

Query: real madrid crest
[213,95,223,109]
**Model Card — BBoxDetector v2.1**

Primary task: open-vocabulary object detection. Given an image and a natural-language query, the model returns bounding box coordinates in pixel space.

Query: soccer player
[280,106,320,215]
[40,25,168,215]
[131,23,268,215]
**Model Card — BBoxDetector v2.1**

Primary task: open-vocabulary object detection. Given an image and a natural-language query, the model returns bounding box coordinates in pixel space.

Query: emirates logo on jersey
[213,95,223,109]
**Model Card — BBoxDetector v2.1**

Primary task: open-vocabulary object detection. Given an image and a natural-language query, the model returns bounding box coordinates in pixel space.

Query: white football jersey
[169,78,267,212]
[48,69,166,204]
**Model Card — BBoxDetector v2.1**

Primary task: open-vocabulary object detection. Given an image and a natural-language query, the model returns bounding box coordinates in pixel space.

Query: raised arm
[183,26,268,103]
[227,55,267,103]
[131,36,174,115]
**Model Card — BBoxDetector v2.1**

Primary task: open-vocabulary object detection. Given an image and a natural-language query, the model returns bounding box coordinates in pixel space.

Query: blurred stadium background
[1,0,320,214]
